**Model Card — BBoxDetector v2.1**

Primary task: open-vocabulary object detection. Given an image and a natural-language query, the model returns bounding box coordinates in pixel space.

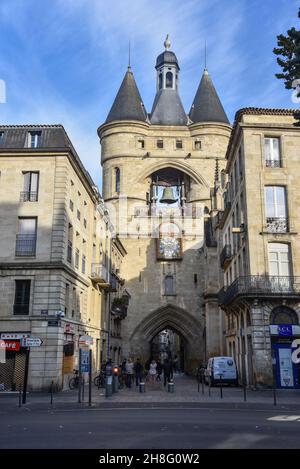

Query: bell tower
[98,37,232,370]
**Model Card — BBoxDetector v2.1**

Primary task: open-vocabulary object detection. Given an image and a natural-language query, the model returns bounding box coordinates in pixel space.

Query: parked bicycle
[93,370,106,388]
[69,369,79,390]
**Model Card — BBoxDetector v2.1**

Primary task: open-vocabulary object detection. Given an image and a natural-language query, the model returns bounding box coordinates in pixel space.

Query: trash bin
[168,382,175,393]
[139,382,145,393]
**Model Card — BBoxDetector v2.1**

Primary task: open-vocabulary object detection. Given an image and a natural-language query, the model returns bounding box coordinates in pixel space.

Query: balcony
[220,244,233,269]
[15,234,36,257]
[13,304,29,315]
[90,263,110,289]
[20,191,38,202]
[219,275,300,306]
[266,217,288,233]
[265,159,281,168]
[111,297,128,318]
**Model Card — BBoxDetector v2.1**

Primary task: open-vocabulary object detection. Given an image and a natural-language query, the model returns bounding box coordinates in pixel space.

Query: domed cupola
[150,35,188,126]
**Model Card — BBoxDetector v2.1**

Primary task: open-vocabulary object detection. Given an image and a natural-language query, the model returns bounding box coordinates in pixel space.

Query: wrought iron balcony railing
[20,191,38,202]
[266,217,288,233]
[265,159,281,168]
[90,263,110,287]
[219,275,300,306]
[13,304,29,315]
[220,244,233,268]
[15,234,36,257]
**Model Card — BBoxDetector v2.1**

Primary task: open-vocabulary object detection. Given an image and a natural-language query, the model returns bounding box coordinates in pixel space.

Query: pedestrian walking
[156,359,162,381]
[133,358,144,386]
[163,358,173,386]
[173,355,179,373]
[125,358,134,388]
[148,359,157,385]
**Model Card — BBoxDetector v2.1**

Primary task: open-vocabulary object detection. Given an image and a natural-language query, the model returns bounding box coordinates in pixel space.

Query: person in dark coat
[133,358,144,386]
[163,358,173,386]
[156,360,162,381]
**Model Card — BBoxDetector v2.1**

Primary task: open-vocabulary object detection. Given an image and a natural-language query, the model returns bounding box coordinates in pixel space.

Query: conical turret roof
[106,67,147,123]
[150,90,188,125]
[189,69,229,124]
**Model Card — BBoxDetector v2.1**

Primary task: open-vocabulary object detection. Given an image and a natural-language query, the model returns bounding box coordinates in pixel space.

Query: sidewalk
[1,374,300,411]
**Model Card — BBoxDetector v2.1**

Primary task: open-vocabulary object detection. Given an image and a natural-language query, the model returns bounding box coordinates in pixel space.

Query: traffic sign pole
[88,349,92,407]
[22,348,30,404]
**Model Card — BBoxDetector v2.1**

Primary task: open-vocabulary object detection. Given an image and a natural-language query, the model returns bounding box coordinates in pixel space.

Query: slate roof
[150,89,188,125]
[105,67,147,123]
[0,124,98,194]
[189,69,229,124]
[156,50,179,69]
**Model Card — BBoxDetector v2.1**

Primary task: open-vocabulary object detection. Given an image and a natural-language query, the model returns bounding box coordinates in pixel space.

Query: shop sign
[64,323,75,334]
[0,340,21,351]
[80,349,90,372]
[79,335,93,346]
[0,333,30,340]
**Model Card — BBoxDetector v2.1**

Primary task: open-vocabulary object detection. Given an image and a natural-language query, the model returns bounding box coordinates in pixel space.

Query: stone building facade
[98,38,231,372]
[0,125,126,391]
[213,108,300,388]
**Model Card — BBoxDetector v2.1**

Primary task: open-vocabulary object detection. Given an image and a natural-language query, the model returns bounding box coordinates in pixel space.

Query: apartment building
[0,125,126,391]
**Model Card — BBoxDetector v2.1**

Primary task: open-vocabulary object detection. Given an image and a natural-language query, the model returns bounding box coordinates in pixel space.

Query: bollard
[139,382,145,393]
[219,375,223,399]
[201,377,205,395]
[197,381,200,393]
[208,380,211,397]
[105,375,113,398]
[19,385,22,408]
[82,377,85,402]
[168,381,175,393]
[273,387,277,406]
[50,381,54,406]
[113,375,119,394]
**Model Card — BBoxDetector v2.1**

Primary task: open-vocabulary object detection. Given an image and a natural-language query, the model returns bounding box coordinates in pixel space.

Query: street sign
[80,349,90,372]
[0,340,21,351]
[79,335,93,346]
[21,338,43,347]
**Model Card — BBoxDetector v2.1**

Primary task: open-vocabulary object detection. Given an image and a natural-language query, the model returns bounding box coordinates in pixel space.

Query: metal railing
[91,263,109,283]
[220,244,232,268]
[219,275,300,306]
[266,217,288,233]
[265,159,281,168]
[15,234,36,256]
[13,304,29,315]
[20,191,38,202]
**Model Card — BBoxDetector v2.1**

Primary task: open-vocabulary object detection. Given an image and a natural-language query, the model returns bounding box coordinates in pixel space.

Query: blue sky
[0,0,299,188]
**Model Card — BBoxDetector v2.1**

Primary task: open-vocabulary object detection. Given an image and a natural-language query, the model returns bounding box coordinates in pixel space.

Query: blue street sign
[278,325,293,337]
[80,349,90,372]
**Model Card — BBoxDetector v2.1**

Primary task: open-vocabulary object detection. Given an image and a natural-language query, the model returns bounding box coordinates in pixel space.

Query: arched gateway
[129,305,204,373]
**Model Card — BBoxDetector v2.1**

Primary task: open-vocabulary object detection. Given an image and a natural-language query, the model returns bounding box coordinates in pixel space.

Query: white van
[205,356,238,386]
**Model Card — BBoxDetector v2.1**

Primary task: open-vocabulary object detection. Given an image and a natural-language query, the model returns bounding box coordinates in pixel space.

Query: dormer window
[28,131,41,148]
[0,131,4,143]
[166,71,173,88]
[157,139,164,149]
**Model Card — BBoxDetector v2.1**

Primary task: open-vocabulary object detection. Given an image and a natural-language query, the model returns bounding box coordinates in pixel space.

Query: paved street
[1,375,300,449]
[1,405,300,449]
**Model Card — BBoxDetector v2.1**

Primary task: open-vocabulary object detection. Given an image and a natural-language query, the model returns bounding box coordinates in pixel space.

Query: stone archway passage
[129,304,204,373]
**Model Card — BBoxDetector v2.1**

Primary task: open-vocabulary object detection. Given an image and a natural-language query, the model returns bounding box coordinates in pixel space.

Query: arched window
[270,306,298,325]
[159,73,163,90]
[166,72,173,88]
[164,275,175,295]
[115,167,120,193]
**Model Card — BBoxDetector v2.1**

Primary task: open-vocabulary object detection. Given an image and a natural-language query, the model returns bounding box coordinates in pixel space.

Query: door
[273,343,299,388]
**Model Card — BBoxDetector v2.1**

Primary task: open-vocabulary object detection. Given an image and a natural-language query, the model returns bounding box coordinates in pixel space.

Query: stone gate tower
[98,37,231,372]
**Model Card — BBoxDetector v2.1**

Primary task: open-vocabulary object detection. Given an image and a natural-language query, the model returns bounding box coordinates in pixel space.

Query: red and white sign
[79,335,93,346]
[64,323,75,334]
[0,340,21,351]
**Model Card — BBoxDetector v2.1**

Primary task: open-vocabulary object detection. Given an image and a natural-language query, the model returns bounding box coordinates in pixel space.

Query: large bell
[160,187,178,204]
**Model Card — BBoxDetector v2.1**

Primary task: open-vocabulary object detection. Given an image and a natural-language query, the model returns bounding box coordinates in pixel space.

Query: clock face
[158,237,181,259]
